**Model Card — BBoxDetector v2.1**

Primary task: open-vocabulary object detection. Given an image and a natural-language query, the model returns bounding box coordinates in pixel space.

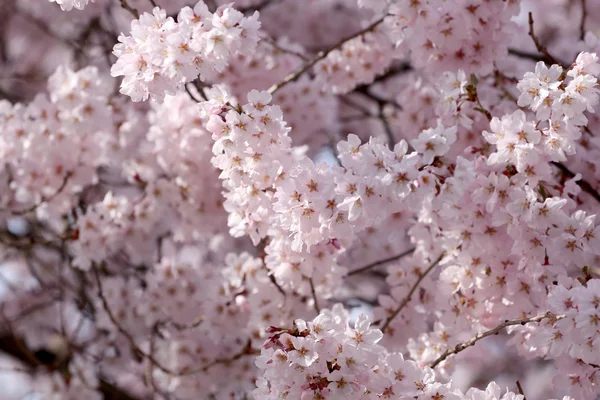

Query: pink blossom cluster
[382,0,520,74]
[255,303,528,400]
[111,1,261,101]
[1,0,600,399]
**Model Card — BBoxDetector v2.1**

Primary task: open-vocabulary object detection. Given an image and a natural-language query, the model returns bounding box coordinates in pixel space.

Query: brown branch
[1,172,72,216]
[238,0,282,14]
[580,0,587,41]
[167,315,205,331]
[507,48,555,66]
[527,12,561,67]
[308,277,320,314]
[347,248,415,276]
[267,15,387,94]
[119,0,140,19]
[516,380,527,400]
[0,330,139,399]
[380,111,396,147]
[262,36,309,61]
[94,266,254,377]
[355,86,403,111]
[177,339,255,376]
[92,266,177,375]
[429,311,565,368]
[551,161,600,204]
[379,251,445,333]
[15,10,82,51]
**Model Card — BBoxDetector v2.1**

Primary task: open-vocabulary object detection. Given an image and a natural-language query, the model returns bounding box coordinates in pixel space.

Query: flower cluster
[0,65,111,219]
[3,0,600,399]
[255,304,527,400]
[486,54,600,177]
[111,1,261,102]
[383,0,520,74]
[315,30,395,94]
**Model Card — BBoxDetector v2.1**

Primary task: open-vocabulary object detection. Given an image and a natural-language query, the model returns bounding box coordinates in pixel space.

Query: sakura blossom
[0,0,599,399]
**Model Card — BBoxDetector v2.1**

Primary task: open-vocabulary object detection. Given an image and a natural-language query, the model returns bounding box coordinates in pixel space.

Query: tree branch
[308,277,320,315]
[429,311,565,368]
[580,0,587,41]
[267,15,387,94]
[551,161,600,204]
[119,0,140,19]
[516,380,527,400]
[347,247,415,276]
[507,48,555,66]
[379,251,445,333]
[0,172,72,215]
[527,12,563,67]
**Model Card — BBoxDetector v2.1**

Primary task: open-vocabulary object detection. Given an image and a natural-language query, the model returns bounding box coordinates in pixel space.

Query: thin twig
[308,278,320,314]
[262,36,309,61]
[516,380,527,400]
[580,0,587,41]
[340,95,374,117]
[355,86,402,110]
[167,315,205,331]
[238,0,282,14]
[507,48,555,66]
[177,339,255,376]
[93,266,176,375]
[267,15,387,94]
[269,274,287,296]
[429,312,565,368]
[0,307,41,367]
[551,161,600,204]
[379,251,445,333]
[119,0,140,19]
[94,266,254,377]
[380,108,395,147]
[347,248,415,276]
[1,172,72,215]
[527,12,560,66]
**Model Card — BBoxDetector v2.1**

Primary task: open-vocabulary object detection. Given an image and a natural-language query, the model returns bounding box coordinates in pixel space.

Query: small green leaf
[470,73,479,86]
